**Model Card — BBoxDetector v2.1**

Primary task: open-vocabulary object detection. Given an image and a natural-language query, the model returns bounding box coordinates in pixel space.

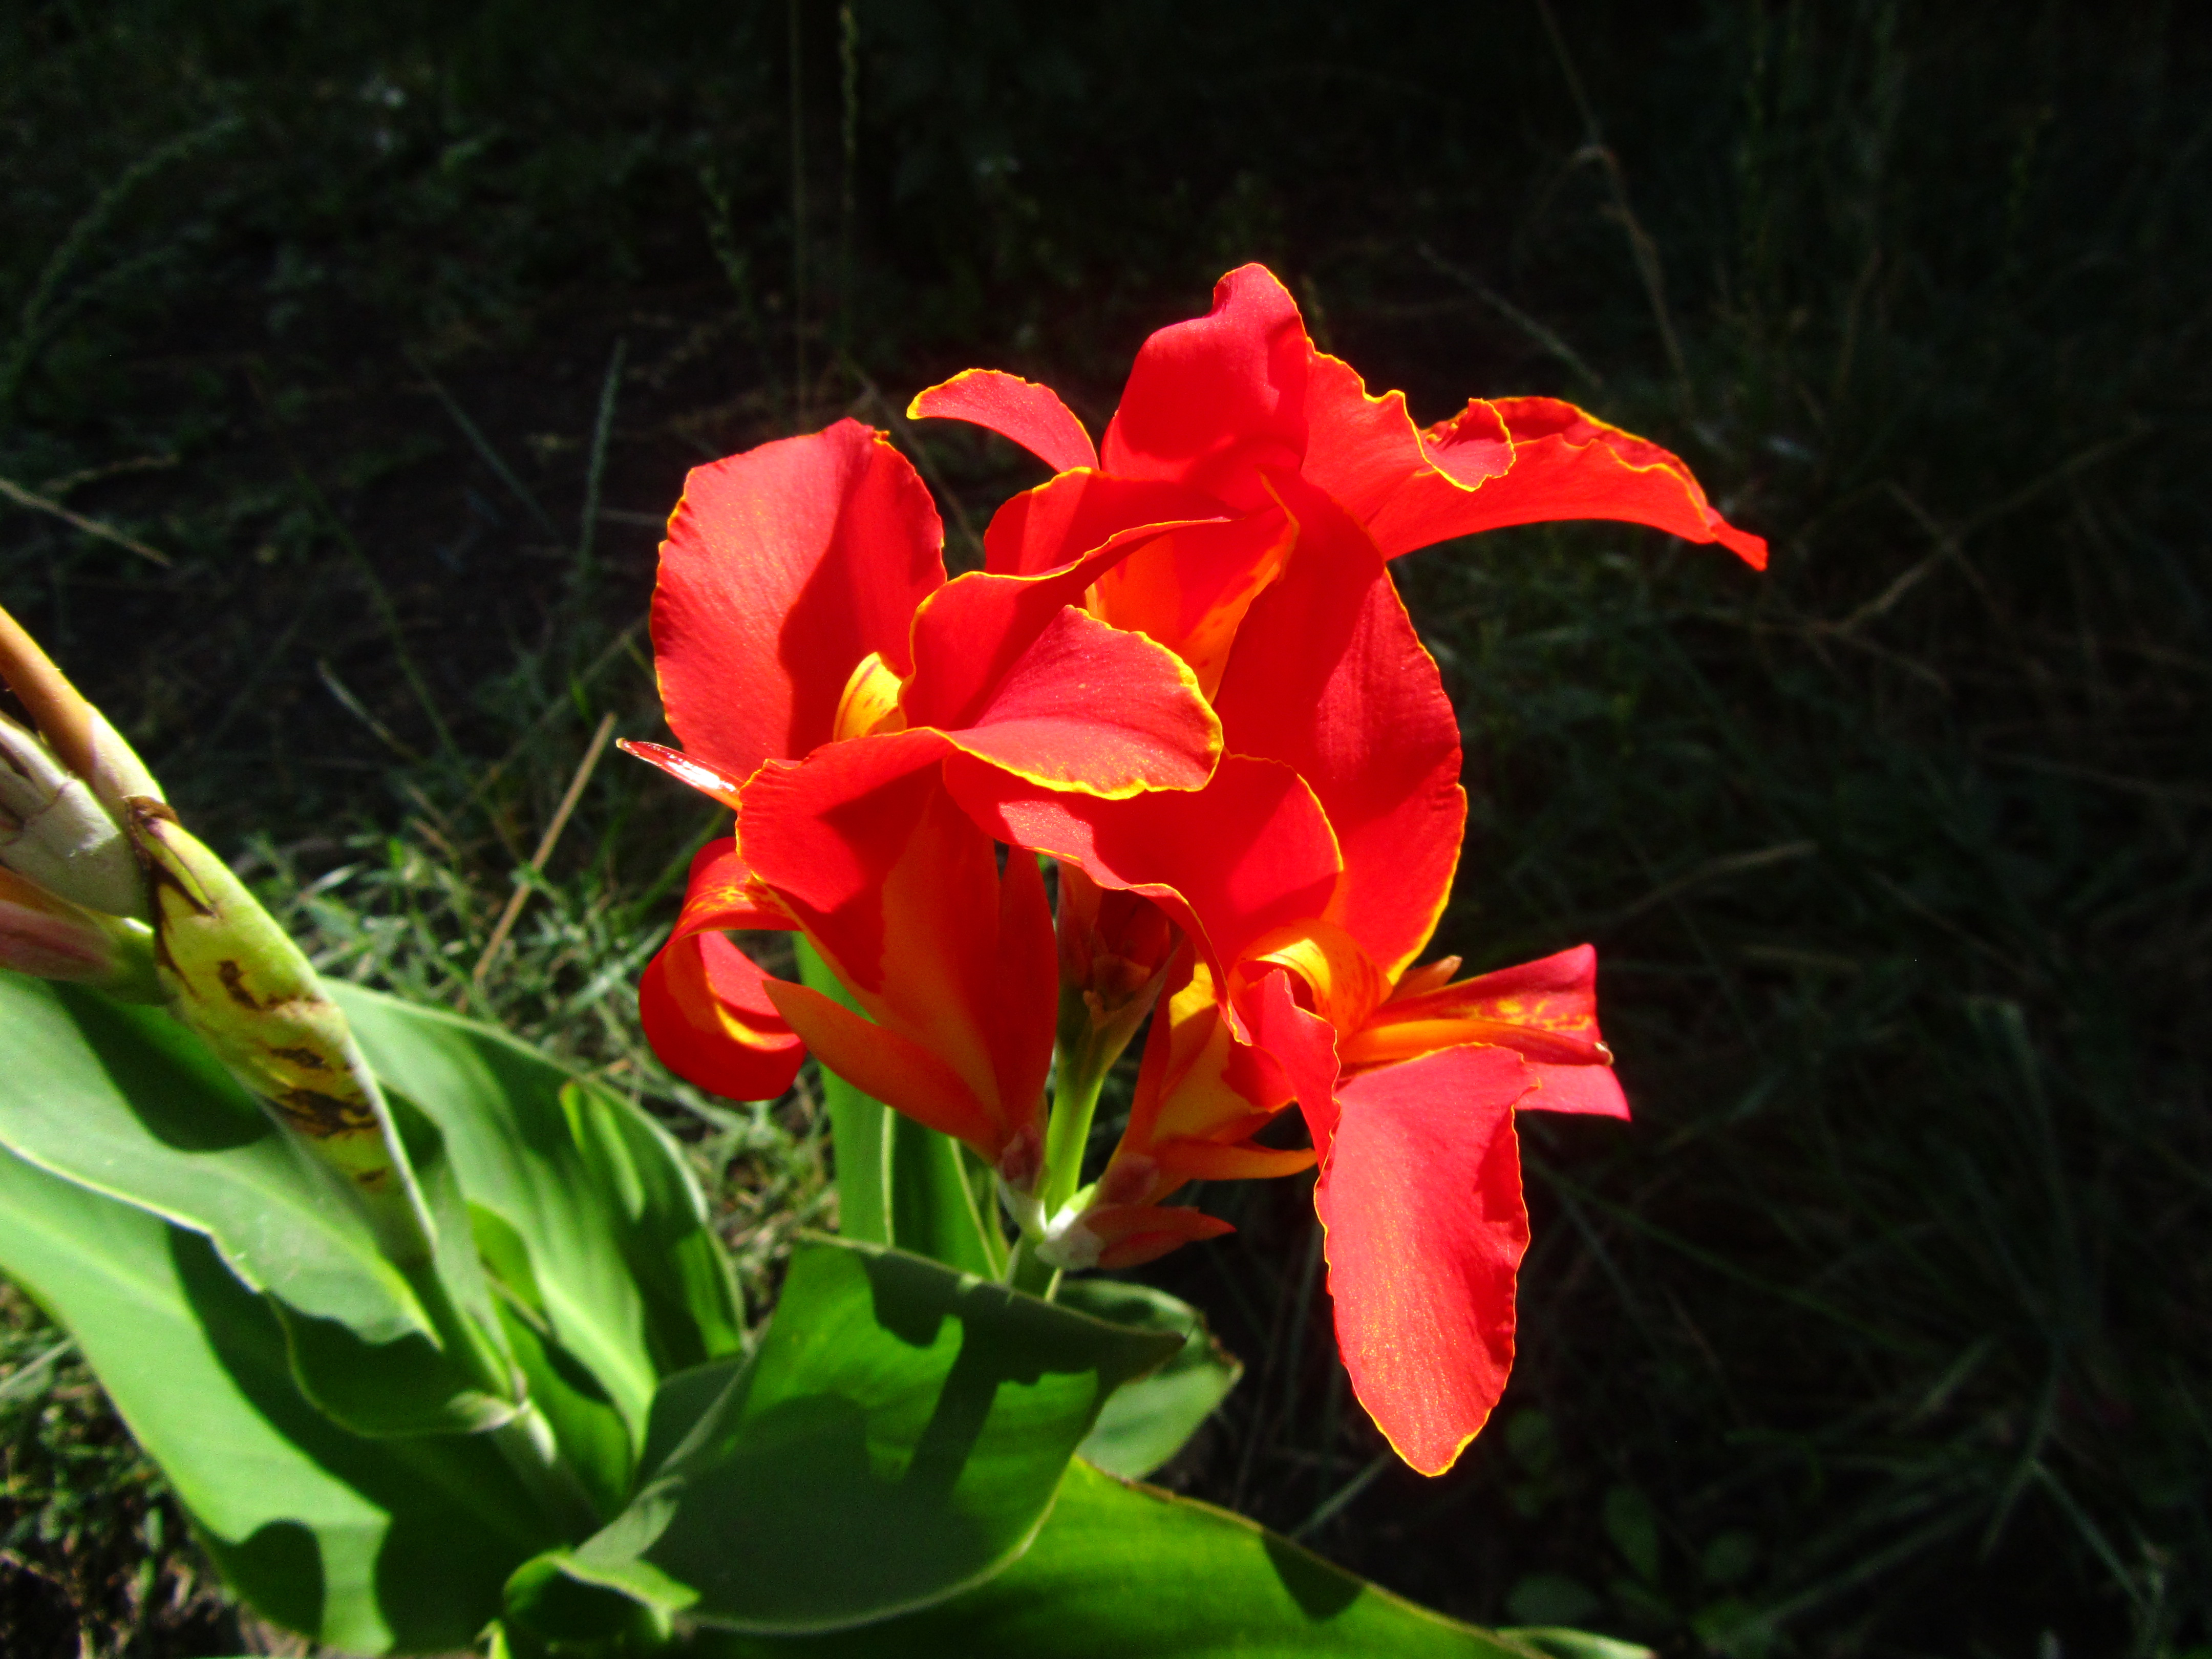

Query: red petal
[653,421,945,780]
[982,471,1224,577]
[737,731,1053,1151]
[903,572,1221,797]
[947,753,1341,977]
[909,369,1098,474]
[764,977,1002,1153]
[1402,397,1768,568]
[1081,1204,1238,1271]
[1100,265,1311,510]
[1318,1044,1538,1475]
[1213,484,1465,978]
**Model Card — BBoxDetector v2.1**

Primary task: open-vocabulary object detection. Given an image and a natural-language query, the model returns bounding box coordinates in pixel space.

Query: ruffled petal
[1213,483,1465,979]
[909,369,1098,474]
[1099,265,1311,510]
[1078,1203,1237,1271]
[1358,399,1516,558]
[1318,1044,1538,1475]
[653,420,945,780]
[1398,397,1768,568]
[903,570,1222,797]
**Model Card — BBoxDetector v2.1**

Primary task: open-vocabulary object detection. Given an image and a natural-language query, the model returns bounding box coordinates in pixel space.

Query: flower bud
[127,799,434,1258]
[0,866,160,999]
[0,712,145,918]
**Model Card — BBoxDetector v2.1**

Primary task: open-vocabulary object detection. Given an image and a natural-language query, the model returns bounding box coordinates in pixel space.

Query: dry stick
[472,711,618,990]
[0,473,171,567]
[1417,241,1605,393]
[1533,0,1691,400]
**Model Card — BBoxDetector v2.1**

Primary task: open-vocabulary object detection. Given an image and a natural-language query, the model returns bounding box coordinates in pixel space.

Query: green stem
[1040,1038,1110,1219]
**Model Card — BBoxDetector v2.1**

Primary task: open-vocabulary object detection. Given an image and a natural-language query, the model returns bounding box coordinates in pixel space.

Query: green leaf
[1057,1277,1241,1478]
[0,975,509,1432]
[0,1142,561,1654]
[795,939,999,1275]
[334,983,746,1445]
[551,1236,1180,1632]
[705,1458,1542,1657]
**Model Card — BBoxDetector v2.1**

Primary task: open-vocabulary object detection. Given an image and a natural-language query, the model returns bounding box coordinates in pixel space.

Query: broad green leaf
[706,1458,1541,1657]
[795,939,999,1275]
[335,983,745,1445]
[0,1143,561,1654]
[0,975,507,1432]
[551,1236,1180,1632]
[1058,1278,1242,1478]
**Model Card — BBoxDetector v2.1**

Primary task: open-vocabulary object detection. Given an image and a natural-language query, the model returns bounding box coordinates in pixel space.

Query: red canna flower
[636,266,1763,1473]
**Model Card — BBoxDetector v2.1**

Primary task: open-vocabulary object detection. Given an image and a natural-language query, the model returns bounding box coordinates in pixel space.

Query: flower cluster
[635,265,1762,1474]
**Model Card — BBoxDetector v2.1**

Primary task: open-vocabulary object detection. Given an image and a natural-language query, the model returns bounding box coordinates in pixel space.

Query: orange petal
[909,368,1098,474]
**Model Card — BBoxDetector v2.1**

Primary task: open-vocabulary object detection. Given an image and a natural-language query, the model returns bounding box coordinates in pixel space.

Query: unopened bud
[129,799,434,1259]
[0,713,145,918]
[1054,867,1178,1085]
[0,866,159,999]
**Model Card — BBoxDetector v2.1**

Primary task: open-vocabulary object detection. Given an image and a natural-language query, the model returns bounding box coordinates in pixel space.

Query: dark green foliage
[1,1,2205,1654]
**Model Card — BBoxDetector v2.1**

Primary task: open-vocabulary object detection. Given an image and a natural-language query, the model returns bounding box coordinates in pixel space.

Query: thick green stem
[1004,1236,1060,1300]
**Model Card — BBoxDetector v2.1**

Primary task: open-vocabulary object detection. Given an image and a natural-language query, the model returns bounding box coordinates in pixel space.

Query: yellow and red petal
[908,368,1098,474]
[903,572,1221,797]
[1404,396,1768,568]
[638,931,803,1102]
[653,420,945,780]
[1212,485,1465,980]
[635,839,805,1101]
[1357,400,1517,558]
[1087,508,1299,698]
[1345,943,1628,1117]
[1099,264,1310,511]
[1318,1044,1538,1476]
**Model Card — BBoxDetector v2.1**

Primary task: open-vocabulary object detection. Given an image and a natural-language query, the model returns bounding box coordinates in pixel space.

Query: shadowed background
[2,2,2207,1654]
